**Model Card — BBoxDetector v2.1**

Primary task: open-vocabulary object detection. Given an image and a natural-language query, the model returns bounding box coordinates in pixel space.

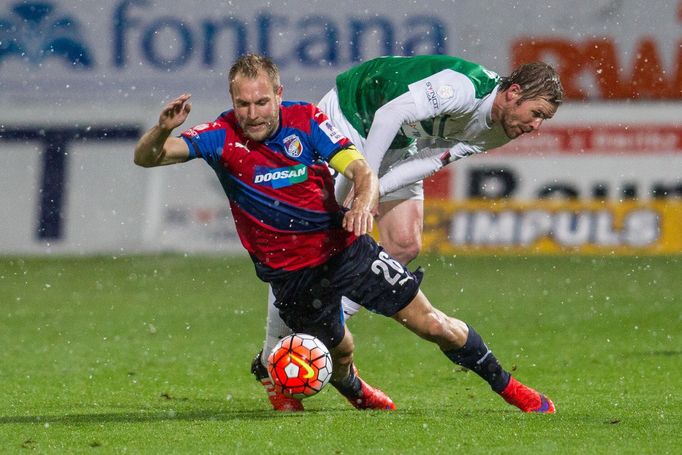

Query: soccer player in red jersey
[134,54,555,414]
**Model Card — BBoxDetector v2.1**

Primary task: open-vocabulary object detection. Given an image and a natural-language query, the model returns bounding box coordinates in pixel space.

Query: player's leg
[376,198,423,265]
[321,87,368,322]
[250,285,302,411]
[268,261,394,411]
[262,285,294,358]
[349,235,554,414]
[252,289,359,364]
[375,143,425,265]
[328,324,354,382]
[328,325,395,411]
[392,291,506,384]
[340,296,361,320]
[251,289,377,410]
[339,176,424,318]
[374,141,424,265]
[392,291,555,413]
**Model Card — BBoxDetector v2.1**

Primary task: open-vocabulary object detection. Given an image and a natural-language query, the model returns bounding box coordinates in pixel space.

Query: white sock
[262,285,294,367]
[341,296,362,320]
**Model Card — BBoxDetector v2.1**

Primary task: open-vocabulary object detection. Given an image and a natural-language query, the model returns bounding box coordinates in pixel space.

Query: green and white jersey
[336,55,509,154]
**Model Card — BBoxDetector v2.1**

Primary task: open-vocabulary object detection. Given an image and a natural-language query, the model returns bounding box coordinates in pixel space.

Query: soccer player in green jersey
[252,55,563,412]
[326,56,562,264]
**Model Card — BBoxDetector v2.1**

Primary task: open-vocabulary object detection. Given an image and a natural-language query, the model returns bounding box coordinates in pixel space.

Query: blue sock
[443,324,510,393]
[330,363,362,397]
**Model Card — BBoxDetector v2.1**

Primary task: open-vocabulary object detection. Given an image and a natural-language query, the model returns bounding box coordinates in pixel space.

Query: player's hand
[342,207,374,236]
[159,93,192,132]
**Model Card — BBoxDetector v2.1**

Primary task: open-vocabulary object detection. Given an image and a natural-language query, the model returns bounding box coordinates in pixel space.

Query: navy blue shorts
[269,235,422,348]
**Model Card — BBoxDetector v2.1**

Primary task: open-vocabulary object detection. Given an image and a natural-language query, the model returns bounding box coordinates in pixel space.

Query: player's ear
[506,83,522,102]
[276,85,283,102]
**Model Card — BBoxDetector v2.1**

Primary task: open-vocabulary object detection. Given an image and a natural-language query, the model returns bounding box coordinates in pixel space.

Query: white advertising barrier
[444,127,682,202]
[0,109,146,255]
[143,161,242,254]
[4,0,682,255]
[419,104,682,255]
[0,130,148,254]
[0,102,243,255]
[431,103,682,202]
[2,0,682,107]
[2,102,682,255]
[0,131,242,255]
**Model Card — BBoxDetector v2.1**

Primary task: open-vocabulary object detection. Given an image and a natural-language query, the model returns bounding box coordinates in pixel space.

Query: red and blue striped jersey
[180,101,357,275]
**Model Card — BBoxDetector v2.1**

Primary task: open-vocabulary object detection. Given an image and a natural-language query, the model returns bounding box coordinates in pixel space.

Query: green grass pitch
[0,254,680,453]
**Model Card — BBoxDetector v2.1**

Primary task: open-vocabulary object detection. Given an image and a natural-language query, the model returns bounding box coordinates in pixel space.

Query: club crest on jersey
[283,134,303,158]
[253,164,308,189]
[437,85,454,99]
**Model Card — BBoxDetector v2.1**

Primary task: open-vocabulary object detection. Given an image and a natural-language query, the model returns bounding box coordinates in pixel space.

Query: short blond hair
[228,54,281,95]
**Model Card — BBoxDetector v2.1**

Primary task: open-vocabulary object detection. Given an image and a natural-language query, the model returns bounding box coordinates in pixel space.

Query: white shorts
[318,89,424,203]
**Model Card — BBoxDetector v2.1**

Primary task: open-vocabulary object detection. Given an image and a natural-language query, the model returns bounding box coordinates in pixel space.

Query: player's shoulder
[280,101,320,132]
[447,58,499,99]
[281,100,317,115]
[214,110,238,128]
[180,110,235,141]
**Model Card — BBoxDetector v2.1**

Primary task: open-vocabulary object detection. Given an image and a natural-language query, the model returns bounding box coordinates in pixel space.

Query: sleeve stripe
[180,135,203,160]
[329,145,364,174]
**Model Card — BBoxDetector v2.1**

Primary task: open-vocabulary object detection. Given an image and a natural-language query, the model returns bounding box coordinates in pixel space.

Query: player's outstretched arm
[134,93,192,167]
[362,93,420,173]
[378,146,446,196]
[377,142,484,196]
[341,158,379,236]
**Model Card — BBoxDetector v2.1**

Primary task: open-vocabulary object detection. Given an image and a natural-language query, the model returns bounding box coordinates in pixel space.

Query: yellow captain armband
[329,145,365,174]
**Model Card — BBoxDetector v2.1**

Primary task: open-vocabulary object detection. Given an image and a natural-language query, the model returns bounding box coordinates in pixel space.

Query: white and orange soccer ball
[267,333,333,399]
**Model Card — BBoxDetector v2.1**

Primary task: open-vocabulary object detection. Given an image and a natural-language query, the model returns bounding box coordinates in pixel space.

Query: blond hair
[228,54,281,94]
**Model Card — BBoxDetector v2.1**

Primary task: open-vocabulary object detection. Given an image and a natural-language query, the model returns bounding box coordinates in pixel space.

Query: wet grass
[0,254,679,453]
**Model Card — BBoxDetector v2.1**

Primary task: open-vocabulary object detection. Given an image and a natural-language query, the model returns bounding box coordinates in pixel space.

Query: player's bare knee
[397,243,421,264]
[446,318,469,349]
[422,312,467,350]
[418,311,449,342]
[386,236,421,264]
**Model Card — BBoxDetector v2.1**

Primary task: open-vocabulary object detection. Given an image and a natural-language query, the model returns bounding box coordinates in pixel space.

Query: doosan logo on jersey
[254,167,305,182]
[253,164,308,188]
